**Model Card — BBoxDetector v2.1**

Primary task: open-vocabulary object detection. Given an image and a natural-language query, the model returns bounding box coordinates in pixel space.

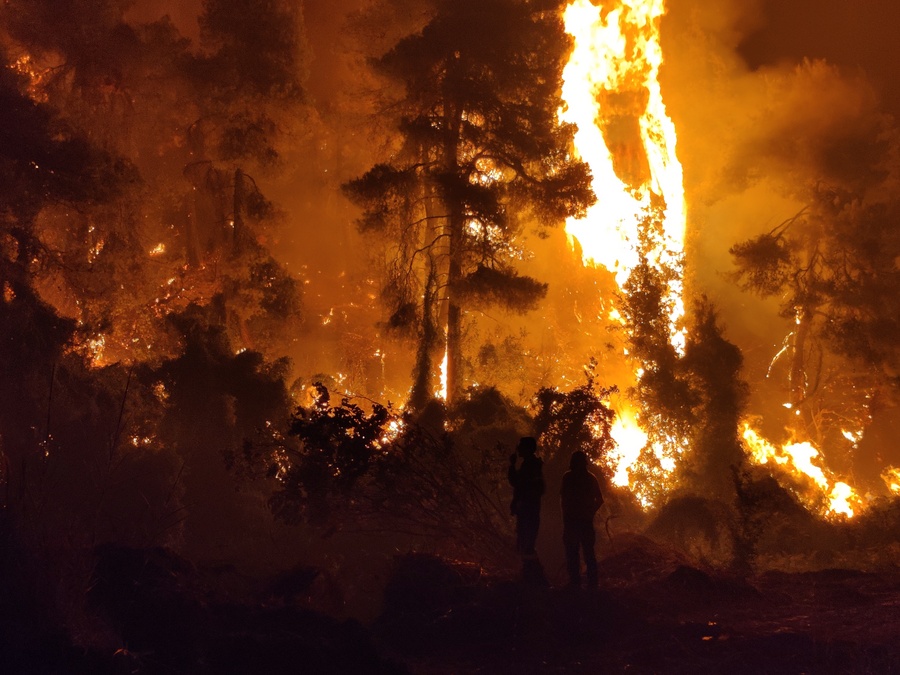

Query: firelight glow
[742,425,862,518]
[608,411,646,487]
[560,0,685,332]
[560,0,864,517]
[561,0,686,498]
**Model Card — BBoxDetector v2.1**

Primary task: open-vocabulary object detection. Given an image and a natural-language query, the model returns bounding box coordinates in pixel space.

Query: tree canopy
[344,0,594,408]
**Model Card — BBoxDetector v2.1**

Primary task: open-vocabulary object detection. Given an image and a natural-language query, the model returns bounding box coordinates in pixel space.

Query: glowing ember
[10,54,50,102]
[841,429,863,445]
[85,335,108,366]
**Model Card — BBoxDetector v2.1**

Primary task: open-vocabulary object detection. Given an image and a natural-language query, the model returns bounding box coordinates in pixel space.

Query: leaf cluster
[729,232,795,296]
[288,384,390,492]
[455,264,547,313]
[532,361,618,470]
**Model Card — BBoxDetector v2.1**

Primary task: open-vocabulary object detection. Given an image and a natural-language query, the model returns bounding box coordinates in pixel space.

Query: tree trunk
[409,261,440,412]
[442,68,465,405]
[408,154,446,411]
[790,305,815,435]
[445,218,463,404]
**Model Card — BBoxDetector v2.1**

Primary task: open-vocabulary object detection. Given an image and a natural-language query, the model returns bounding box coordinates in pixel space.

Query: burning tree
[730,185,900,456]
[614,207,749,506]
[344,0,594,409]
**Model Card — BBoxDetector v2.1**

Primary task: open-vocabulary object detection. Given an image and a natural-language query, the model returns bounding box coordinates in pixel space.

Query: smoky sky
[740,0,900,118]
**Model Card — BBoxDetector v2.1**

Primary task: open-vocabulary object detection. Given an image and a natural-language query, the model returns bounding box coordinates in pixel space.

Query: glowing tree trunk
[442,89,465,405]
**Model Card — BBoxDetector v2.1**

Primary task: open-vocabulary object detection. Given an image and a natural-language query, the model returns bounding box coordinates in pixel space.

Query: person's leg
[583,523,598,588]
[517,503,539,555]
[563,521,580,587]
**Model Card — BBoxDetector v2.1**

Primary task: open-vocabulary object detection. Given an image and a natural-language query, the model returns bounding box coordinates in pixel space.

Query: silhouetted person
[560,450,603,589]
[508,436,545,582]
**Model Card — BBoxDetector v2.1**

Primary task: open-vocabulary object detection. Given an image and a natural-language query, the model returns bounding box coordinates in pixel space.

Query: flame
[881,467,900,495]
[561,0,687,505]
[742,424,863,518]
[438,346,449,401]
[561,0,685,350]
[608,408,646,487]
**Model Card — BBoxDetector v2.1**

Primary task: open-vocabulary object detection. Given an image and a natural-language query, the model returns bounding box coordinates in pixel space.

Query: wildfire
[742,425,863,518]
[559,1,869,519]
[561,0,687,504]
[881,467,900,495]
[560,0,685,349]
[608,409,646,487]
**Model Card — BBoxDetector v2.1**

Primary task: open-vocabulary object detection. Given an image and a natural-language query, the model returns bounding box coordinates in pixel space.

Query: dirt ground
[6,536,900,674]
[377,540,900,674]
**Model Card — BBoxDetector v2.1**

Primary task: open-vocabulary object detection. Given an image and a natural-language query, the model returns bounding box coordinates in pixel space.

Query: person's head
[517,436,537,458]
[569,450,589,471]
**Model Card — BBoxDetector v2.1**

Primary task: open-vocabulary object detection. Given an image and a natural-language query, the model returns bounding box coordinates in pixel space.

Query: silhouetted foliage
[268,384,524,565]
[276,383,389,523]
[153,302,292,557]
[344,0,594,405]
[679,298,750,501]
[730,231,795,296]
[730,186,900,447]
[456,265,548,313]
[532,361,617,475]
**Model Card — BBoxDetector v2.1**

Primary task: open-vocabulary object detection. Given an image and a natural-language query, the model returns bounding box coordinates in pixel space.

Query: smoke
[660,0,887,322]
[661,0,900,488]
[123,0,203,40]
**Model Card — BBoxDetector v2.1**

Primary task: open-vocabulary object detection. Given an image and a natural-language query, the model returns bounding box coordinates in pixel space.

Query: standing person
[508,436,545,582]
[560,450,603,589]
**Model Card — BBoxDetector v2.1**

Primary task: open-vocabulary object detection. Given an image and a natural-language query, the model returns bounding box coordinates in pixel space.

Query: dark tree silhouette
[730,184,900,445]
[344,0,594,408]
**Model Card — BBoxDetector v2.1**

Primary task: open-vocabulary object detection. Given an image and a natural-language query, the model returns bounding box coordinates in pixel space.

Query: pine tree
[344,0,593,407]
